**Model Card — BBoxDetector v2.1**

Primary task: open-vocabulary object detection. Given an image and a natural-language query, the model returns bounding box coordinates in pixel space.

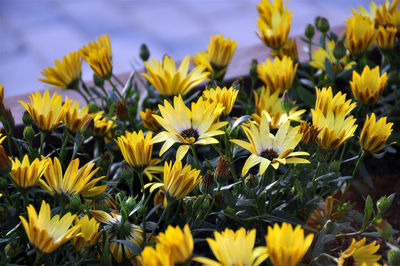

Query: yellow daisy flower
[39,157,107,197]
[151,95,227,161]
[19,201,80,253]
[0,83,3,106]
[142,55,208,96]
[310,40,355,73]
[352,0,399,28]
[345,14,377,55]
[314,86,356,121]
[230,112,309,177]
[257,56,298,94]
[91,210,144,264]
[376,25,397,50]
[298,122,321,145]
[265,222,314,266]
[0,132,5,144]
[338,238,381,266]
[72,215,102,251]
[80,34,112,59]
[63,101,91,133]
[139,108,161,132]
[360,113,395,154]
[256,0,292,50]
[193,227,268,266]
[10,155,49,188]
[19,90,71,131]
[272,37,299,62]
[202,86,239,116]
[350,66,388,106]
[80,35,112,79]
[92,111,116,137]
[146,160,202,201]
[38,51,82,90]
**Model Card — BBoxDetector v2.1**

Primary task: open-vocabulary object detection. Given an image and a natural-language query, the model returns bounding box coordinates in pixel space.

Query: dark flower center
[181,127,199,141]
[343,256,355,266]
[260,148,278,161]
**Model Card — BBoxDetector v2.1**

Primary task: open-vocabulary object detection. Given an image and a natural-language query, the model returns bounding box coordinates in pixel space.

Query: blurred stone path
[0,0,378,97]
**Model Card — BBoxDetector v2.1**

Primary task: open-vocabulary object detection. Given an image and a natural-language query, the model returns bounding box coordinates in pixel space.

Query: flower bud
[315,17,330,33]
[388,249,400,266]
[214,192,226,208]
[125,197,136,214]
[281,92,293,114]
[81,117,95,138]
[22,110,33,126]
[120,162,135,181]
[249,59,258,81]
[329,161,341,173]
[93,73,105,87]
[23,126,35,143]
[375,219,393,241]
[305,24,315,39]
[4,241,19,258]
[333,40,346,60]
[215,156,230,183]
[231,77,244,90]
[139,43,150,62]
[376,194,394,214]
[200,170,215,195]
[88,102,99,113]
[69,194,82,212]
[245,174,258,188]
[116,100,129,121]
[0,145,11,175]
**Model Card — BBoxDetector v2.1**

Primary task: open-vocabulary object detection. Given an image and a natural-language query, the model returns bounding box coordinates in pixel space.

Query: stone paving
[0,0,380,97]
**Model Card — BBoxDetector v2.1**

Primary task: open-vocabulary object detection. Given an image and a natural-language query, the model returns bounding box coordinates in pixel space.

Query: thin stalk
[146,201,170,245]
[112,74,125,87]
[33,250,43,266]
[138,170,147,242]
[190,145,201,170]
[107,78,123,99]
[308,39,313,61]
[59,128,69,163]
[342,150,366,198]
[39,130,46,156]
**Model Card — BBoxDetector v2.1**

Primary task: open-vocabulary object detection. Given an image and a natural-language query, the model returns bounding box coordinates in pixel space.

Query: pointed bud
[377,194,394,214]
[88,102,99,113]
[22,111,33,126]
[140,44,150,62]
[305,24,315,39]
[315,17,329,33]
[333,40,346,60]
[125,197,136,214]
[388,249,400,266]
[70,194,82,212]
[23,126,35,143]
[200,170,215,195]
[81,117,95,138]
[120,162,135,181]
[281,92,293,114]
[116,101,129,121]
[375,219,393,241]
[214,192,226,208]
[216,156,230,183]
[231,77,244,90]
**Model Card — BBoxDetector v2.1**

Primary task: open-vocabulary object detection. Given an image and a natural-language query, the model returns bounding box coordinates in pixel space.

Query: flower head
[377,26,397,50]
[151,95,227,161]
[272,37,298,62]
[350,66,388,106]
[360,113,395,153]
[202,86,239,116]
[39,51,82,90]
[298,122,321,145]
[143,55,208,96]
[345,14,377,55]
[231,112,309,177]
[0,83,3,106]
[257,56,298,94]
[92,111,116,137]
[139,108,161,132]
[72,215,102,251]
[19,201,80,253]
[19,90,71,131]
[80,35,112,79]
[193,228,268,266]
[314,86,356,118]
[338,238,381,266]
[265,222,314,266]
[256,0,292,49]
[39,157,107,197]
[10,155,49,188]
[63,101,91,132]
[352,0,399,28]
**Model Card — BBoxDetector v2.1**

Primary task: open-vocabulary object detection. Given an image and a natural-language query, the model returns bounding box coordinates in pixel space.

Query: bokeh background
[0,0,378,97]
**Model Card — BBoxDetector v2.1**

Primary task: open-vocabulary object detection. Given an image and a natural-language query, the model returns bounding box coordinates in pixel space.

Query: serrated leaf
[361,195,373,231]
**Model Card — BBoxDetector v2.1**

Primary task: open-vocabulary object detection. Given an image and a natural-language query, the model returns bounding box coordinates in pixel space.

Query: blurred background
[0,0,377,97]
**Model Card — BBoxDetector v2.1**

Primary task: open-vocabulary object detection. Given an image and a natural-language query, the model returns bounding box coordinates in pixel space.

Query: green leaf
[361,195,373,231]
[324,57,335,81]
[112,240,143,256]
[296,86,316,107]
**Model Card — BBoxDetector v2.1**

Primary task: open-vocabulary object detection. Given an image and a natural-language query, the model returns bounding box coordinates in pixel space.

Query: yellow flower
[272,37,298,62]
[19,90,71,131]
[193,35,237,79]
[314,86,356,118]
[19,201,80,253]
[193,228,268,266]
[312,109,358,151]
[345,14,377,55]
[352,0,399,28]
[115,130,162,180]
[0,83,3,106]
[377,26,397,50]
[230,112,309,177]
[256,0,292,50]
[338,238,381,266]
[80,35,112,79]
[253,87,305,129]
[202,86,239,116]
[257,56,298,94]
[80,34,112,59]
[360,113,395,154]
[72,215,102,251]
[10,155,49,188]
[92,111,116,137]
[139,108,161,132]
[91,210,144,263]
[0,132,5,144]
[39,157,107,197]
[63,101,91,132]
[265,222,314,266]
[310,40,355,73]
[140,224,193,266]
[146,160,202,201]
[142,55,208,96]
[350,66,388,106]
[298,122,321,145]
[38,51,82,90]
[151,95,227,161]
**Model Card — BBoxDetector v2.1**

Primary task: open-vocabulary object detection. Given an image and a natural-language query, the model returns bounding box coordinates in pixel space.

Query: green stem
[146,201,170,245]
[190,145,201,170]
[343,150,366,197]
[308,40,313,62]
[59,128,69,163]
[107,78,123,100]
[39,131,46,156]
[137,170,147,242]
[112,74,125,87]
[322,33,326,50]
[33,250,42,266]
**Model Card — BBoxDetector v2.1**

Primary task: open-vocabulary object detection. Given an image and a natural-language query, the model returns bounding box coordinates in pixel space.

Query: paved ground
[0,0,378,97]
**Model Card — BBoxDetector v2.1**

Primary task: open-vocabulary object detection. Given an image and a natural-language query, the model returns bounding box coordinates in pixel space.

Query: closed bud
[23,126,35,143]
[0,145,11,175]
[88,102,99,114]
[216,156,230,183]
[116,101,129,121]
[120,162,135,182]
[93,74,105,87]
[81,117,94,138]
[4,241,19,258]
[200,170,215,195]
[281,92,293,114]
[333,40,346,60]
[125,197,136,214]
[316,17,330,33]
[305,24,315,39]
[329,161,341,173]
[250,59,258,80]
[231,77,244,90]
[99,152,111,169]
[375,219,393,241]
[388,249,400,266]
[377,194,394,214]
[22,111,33,126]
[69,194,82,212]
[139,43,150,62]
[245,174,258,188]
[214,192,226,208]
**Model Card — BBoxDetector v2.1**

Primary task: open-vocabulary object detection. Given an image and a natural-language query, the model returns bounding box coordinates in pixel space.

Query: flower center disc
[181,128,199,141]
[260,148,278,161]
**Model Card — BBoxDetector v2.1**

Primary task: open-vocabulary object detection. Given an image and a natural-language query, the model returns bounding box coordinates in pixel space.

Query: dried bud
[2,107,14,129]
[22,111,33,126]
[140,43,150,62]
[305,24,315,40]
[93,73,105,87]
[154,190,166,211]
[0,145,11,175]
[216,156,230,183]
[315,17,330,33]
[120,162,135,181]
[116,101,129,121]
[139,108,161,132]
[81,117,95,138]
[214,192,226,208]
[375,219,393,241]
[231,77,244,90]
[245,174,258,188]
[281,92,293,114]
[250,59,258,80]
[388,249,400,266]
[200,170,215,195]
[299,122,320,145]
[23,126,35,143]
[333,40,346,60]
